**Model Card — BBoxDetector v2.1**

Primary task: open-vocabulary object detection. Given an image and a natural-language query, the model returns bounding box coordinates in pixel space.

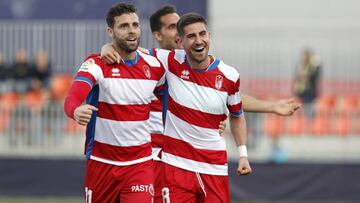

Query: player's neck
[186,55,211,70]
[115,47,137,60]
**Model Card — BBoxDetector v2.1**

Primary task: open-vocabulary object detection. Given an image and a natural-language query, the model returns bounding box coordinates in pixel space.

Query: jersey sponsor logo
[79,58,95,72]
[131,184,154,196]
[143,65,151,79]
[111,67,121,77]
[181,70,190,80]
[215,75,223,90]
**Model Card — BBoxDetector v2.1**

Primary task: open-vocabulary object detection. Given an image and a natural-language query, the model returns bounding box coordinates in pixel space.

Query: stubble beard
[115,37,140,53]
[188,49,208,64]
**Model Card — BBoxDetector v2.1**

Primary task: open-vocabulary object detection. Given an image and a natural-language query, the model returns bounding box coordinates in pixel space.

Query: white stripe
[155,49,170,70]
[95,117,151,147]
[78,60,104,82]
[138,51,161,67]
[149,111,164,133]
[150,94,158,100]
[217,61,239,83]
[90,155,152,166]
[167,71,228,115]
[196,173,207,197]
[161,152,228,176]
[164,111,226,151]
[227,91,241,106]
[152,147,162,161]
[174,49,186,64]
[99,78,157,105]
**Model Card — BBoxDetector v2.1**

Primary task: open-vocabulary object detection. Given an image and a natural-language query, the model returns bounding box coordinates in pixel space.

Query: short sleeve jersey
[155,49,243,175]
[74,51,165,166]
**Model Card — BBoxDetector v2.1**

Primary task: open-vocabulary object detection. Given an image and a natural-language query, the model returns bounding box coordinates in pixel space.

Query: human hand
[219,120,227,136]
[100,43,121,64]
[272,98,301,116]
[74,104,98,126]
[237,157,252,176]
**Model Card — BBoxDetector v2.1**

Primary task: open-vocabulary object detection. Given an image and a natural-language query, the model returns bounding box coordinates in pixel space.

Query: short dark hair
[177,12,207,37]
[106,3,137,28]
[150,5,177,33]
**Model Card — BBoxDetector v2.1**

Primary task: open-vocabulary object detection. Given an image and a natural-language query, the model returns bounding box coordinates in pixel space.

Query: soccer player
[103,11,251,202]
[63,3,165,202]
[159,13,250,202]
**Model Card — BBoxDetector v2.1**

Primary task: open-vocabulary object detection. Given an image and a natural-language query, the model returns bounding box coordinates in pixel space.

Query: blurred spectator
[0,52,5,79]
[10,48,33,94]
[0,52,13,94]
[293,48,321,118]
[31,49,52,99]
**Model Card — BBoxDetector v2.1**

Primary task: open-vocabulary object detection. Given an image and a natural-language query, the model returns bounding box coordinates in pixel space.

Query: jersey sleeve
[227,76,243,117]
[153,49,171,71]
[63,54,104,119]
[74,54,104,88]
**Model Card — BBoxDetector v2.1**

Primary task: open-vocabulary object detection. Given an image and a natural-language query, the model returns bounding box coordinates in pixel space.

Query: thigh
[119,160,155,203]
[153,160,163,202]
[84,160,119,203]
[200,174,230,203]
[158,163,197,203]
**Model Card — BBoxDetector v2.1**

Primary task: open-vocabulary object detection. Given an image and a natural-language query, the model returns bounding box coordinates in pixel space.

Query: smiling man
[64,3,166,202]
[151,13,251,203]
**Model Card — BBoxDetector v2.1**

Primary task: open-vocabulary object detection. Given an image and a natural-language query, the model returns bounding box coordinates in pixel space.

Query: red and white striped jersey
[69,51,166,166]
[156,49,243,176]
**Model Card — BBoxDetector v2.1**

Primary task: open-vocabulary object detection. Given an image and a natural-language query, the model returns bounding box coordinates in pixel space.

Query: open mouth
[126,38,137,43]
[194,47,205,52]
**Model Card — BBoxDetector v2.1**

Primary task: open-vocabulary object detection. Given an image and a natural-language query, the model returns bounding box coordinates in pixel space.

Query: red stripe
[168,51,234,92]
[97,102,150,121]
[92,140,152,162]
[151,133,163,148]
[102,59,165,81]
[168,96,227,129]
[228,102,242,115]
[228,79,240,95]
[150,99,162,112]
[162,136,227,165]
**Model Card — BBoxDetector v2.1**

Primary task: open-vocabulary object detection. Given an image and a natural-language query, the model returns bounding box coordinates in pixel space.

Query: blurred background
[0,0,359,202]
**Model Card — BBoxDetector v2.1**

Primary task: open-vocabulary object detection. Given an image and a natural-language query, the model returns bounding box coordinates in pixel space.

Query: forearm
[242,94,274,113]
[64,82,91,119]
[229,114,247,146]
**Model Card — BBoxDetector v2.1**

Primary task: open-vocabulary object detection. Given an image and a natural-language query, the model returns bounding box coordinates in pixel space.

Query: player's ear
[107,27,114,38]
[153,31,162,42]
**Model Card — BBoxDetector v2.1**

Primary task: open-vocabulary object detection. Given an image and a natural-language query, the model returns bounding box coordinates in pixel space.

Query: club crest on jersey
[180,69,190,80]
[111,67,120,77]
[143,65,151,79]
[215,75,223,90]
